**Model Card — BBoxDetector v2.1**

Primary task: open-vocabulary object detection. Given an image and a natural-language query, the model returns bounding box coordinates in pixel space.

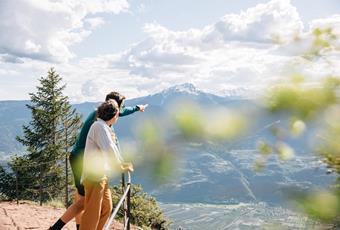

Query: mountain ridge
[0,83,335,206]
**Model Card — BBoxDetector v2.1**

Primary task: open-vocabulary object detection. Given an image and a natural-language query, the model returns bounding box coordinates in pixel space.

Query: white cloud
[273,14,340,57]
[310,15,340,34]
[1,0,340,102]
[0,0,129,63]
[99,0,340,99]
[100,0,302,96]
[0,68,17,76]
[203,0,303,44]
[85,17,105,29]
[81,79,101,97]
[24,40,42,53]
[137,3,147,14]
[0,54,24,64]
[309,15,340,51]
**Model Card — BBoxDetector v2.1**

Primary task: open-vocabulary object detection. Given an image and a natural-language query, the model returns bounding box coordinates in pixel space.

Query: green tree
[111,184,171,230]
[2,68,82,203]
[0,165,15,199]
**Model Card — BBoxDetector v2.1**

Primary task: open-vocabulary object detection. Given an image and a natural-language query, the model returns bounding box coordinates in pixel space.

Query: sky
[0,0,340,102]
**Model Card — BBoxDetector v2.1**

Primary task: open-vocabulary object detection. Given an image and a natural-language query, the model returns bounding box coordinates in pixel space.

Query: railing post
[15,169,19,205]
[122,173,127,226]
[64,121,69,207]
[121,173,125,192]
[104,172,132,230]
[39,165,43,206]
[65,151,69,207]
[127,175,131,230]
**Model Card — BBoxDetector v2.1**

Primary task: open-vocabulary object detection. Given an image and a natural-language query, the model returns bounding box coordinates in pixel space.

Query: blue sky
[71,0,340,56]
[0,0,340,102]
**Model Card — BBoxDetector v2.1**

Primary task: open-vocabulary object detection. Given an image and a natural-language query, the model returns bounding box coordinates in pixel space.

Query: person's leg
[49,219,65,230]
[75,211,84,230]
[80,180,104,230]
[97,180,112,230]
[50,192,84,230]
[70,153,85,229]
[60,192,84,223]
[74,192,84,229]
[50,154,85,230]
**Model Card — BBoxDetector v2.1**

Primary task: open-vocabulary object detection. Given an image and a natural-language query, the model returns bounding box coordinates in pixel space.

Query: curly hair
[105,91,126,108]
[96,99,119,121]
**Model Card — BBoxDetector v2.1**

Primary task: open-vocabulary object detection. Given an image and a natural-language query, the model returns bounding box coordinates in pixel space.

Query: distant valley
[0,83,336,229]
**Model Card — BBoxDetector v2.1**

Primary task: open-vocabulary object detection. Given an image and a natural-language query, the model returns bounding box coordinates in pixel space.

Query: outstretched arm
[119,104,148,117]
[119,106,139,117]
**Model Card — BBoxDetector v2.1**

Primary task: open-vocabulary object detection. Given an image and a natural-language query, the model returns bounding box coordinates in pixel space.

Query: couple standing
[50,92,147,230]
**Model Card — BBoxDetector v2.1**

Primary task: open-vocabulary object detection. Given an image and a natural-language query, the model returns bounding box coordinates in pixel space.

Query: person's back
[71,103,140,157]
[80,100,133,230]
[71,111,96,157]
[70,104,142,196]
[50,91,147,230]
[82,118,122,182]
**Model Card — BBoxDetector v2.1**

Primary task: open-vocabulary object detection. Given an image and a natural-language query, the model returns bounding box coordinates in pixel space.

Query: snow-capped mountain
[0,83,335,207]
[216,86,262,99]
[162,83,200,95]
[156,82,259,100]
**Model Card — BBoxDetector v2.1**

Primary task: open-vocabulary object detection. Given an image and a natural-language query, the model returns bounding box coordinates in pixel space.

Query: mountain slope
[0,83,335,205]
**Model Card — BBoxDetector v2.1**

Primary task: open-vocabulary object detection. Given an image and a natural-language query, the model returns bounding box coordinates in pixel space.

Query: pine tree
[11,68,82,204]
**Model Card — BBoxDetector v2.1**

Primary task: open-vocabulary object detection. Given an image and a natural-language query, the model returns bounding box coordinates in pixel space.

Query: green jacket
[71,106,139,157]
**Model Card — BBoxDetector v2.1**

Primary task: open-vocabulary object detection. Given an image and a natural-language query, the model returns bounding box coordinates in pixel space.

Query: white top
[81,118,123,182]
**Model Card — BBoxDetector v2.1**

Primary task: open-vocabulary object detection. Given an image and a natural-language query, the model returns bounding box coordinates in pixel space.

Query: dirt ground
[0,201,138,230]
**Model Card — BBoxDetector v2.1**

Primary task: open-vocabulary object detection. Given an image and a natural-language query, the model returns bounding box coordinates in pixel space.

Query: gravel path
[0,201,137,230]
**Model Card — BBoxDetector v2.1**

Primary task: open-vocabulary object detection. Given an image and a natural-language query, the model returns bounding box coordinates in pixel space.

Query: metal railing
[104,171,131,230]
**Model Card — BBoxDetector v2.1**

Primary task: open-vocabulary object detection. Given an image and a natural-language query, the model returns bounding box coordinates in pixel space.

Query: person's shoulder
[89,119,101,130]
[92,119,101,126]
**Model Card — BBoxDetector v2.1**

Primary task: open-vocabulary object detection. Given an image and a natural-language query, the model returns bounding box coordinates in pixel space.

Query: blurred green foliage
[318,106,340,174]
[137,103,248,182]
[174,104,248,141]
[260,75,340,225]
[266,77,339,120]
[259,26,340,226]
[133,26,340,228]
[310,27,338,56]
[174,104,204,140]
[295,190,340,223]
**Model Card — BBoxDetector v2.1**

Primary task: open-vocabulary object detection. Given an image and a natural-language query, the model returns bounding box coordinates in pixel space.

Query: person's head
[105,91,126,109]
[97,99,119,125]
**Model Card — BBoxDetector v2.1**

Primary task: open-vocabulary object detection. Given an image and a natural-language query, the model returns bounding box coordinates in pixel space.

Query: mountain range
[0,83,335,207]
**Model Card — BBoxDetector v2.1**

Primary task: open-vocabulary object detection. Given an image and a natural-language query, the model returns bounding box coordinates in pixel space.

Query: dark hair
[105,92,126,108]
[97,100,119,121]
